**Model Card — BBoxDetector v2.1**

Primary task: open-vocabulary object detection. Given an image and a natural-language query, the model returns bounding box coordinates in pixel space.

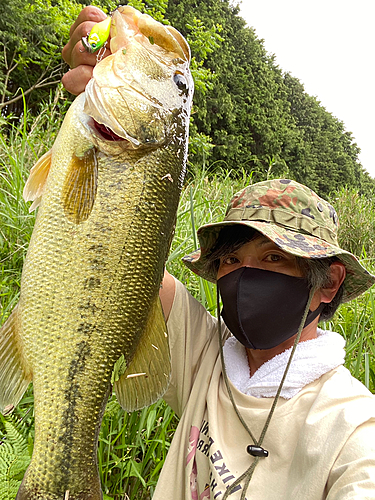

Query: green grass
[333,186,375,258]
[1,97,375,499]
[0,87,68,318]
[98,397,178,500]
[323,284,375,392]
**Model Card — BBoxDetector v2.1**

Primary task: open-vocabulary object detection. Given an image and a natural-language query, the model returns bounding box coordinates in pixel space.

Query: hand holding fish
[62,6,112,95]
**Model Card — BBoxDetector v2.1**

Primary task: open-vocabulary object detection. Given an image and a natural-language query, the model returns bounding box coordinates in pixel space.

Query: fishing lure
[82,16,111,53]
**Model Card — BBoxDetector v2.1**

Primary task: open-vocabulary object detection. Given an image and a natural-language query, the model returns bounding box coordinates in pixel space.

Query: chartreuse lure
[82,15,111,53]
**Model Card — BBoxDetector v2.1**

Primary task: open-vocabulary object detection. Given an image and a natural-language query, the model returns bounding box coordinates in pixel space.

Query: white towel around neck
[223,328,346,399]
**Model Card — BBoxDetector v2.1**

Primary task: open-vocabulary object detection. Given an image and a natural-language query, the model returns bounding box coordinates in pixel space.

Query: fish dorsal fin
[0,305,32,414]
[23,149,52,212]
[61,147,98,224]
[114,295,171,412]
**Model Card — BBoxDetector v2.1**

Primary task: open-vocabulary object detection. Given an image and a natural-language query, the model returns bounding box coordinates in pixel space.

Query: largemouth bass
[0,6,193,500]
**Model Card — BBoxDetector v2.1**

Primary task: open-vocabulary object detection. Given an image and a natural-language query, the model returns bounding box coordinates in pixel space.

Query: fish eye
[173,73,188,93]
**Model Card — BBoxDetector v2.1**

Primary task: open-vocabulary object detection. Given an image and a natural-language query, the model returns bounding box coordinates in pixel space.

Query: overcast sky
[238,0,375,178]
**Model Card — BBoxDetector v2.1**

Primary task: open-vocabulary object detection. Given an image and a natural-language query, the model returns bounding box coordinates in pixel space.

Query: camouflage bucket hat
[182,178,375,302]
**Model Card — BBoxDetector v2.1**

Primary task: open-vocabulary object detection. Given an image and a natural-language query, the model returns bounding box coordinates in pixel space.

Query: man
[156,179,375,499]
[62,9,375,498]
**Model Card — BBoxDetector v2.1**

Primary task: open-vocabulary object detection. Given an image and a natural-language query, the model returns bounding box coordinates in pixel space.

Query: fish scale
[0,5,193,500]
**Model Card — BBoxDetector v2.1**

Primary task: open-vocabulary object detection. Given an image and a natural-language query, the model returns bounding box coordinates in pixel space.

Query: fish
[0,6,193,500]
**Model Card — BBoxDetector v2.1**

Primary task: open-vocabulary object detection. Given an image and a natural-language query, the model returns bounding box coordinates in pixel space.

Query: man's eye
[222,256,239,265]
[266,254,282,262]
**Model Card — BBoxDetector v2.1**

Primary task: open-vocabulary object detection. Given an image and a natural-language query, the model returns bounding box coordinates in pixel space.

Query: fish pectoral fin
[114,296,171,412]
[61,147,98,224]
[0,304,32,414]
[23,149,52,212]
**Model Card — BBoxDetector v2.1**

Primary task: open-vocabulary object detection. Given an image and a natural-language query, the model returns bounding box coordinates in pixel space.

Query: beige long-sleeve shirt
[154,279,375,499]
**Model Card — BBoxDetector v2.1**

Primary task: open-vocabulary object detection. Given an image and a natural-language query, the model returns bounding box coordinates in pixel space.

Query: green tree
[0,0,168,117]
[0,0,83,117]
[166,0,375,194]
[282,73,372,197]
[2,0,373,196]
[167,0,299,171]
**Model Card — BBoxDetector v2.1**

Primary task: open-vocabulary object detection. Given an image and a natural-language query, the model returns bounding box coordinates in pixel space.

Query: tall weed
[98,397,178,500]
[0,87,67,317]
[168,166,257,312]
[332,186,375,259]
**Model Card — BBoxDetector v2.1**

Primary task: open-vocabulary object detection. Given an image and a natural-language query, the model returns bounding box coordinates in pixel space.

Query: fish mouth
[92,120,126,142]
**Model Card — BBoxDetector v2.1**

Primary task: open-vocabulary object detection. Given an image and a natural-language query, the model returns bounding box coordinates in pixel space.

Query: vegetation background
[1,0,375,499]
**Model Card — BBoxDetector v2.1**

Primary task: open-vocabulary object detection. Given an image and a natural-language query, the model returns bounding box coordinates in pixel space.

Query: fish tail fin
[0,304,32,414]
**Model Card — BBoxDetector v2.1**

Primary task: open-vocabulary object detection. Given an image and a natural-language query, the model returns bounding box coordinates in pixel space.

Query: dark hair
[204,225,344,321]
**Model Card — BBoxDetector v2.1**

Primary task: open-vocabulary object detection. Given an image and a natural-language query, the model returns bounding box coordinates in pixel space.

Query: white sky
[238,0,375,177]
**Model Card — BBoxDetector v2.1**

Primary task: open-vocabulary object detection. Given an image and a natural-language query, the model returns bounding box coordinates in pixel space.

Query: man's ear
[320,261,346,303]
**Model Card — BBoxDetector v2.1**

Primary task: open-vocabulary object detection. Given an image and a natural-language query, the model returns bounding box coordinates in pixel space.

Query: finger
[69,40,111,70]
[61,65,94,96]
[63,20,99,67]
[69,6,106,37]
[63,7,108,68]
[63,35,96,69]
[63,24,112,69]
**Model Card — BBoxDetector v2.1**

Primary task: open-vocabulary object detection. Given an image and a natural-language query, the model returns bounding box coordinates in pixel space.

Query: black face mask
[217,267,324,350]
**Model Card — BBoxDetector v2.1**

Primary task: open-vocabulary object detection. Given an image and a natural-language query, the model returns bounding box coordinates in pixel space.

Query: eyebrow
[254,236,293,258]
[254,235,276,247]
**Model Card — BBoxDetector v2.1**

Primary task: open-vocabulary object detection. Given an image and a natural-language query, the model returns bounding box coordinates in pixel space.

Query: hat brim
[182,220,375,302]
